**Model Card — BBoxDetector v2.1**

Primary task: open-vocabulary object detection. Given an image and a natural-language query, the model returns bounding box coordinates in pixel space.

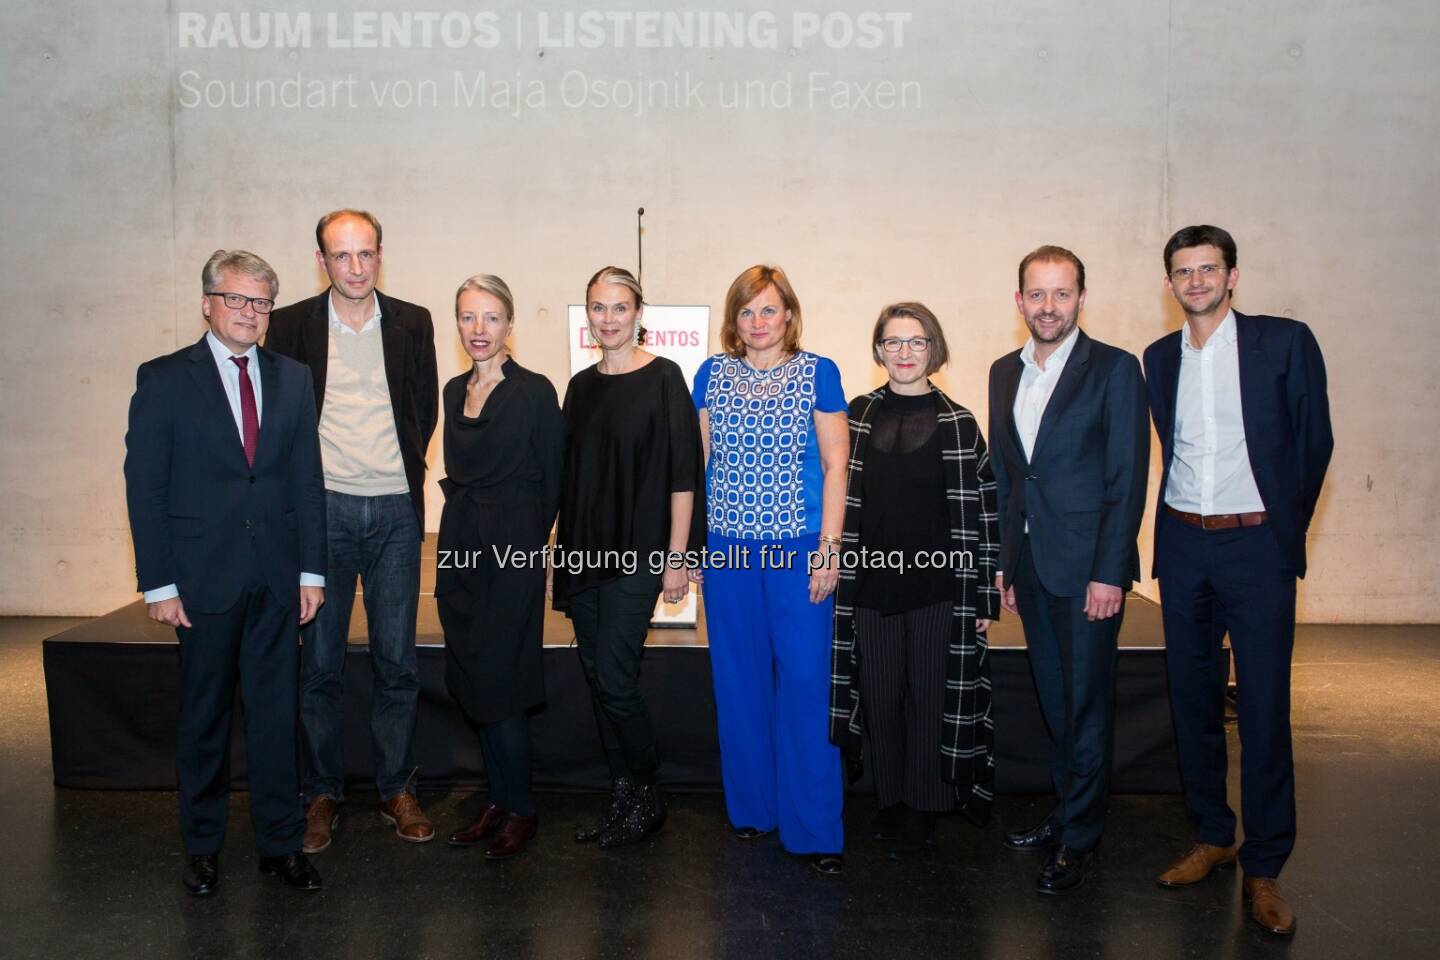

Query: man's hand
[996,573,1017,615]
[1084,581,1124,621]
[299,586,325,625]
[976,618,992,633]
[147,597,191,628]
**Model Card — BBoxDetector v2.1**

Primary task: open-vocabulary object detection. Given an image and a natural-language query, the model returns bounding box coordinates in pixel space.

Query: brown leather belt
[1165,505,1267,530]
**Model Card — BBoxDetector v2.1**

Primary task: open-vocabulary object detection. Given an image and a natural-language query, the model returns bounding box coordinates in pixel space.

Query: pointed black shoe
[182,854,218,897]
[1036,845,1092,895]
[809,853,844,875]
[258,852,323,891]
[1003,818,1057,850]
[732,826,772,840]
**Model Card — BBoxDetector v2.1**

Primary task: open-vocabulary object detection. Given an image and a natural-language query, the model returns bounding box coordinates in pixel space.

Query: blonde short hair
[454,273,515,320]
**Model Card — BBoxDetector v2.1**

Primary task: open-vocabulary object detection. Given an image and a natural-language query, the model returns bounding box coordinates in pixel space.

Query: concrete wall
[3,1,1436,621]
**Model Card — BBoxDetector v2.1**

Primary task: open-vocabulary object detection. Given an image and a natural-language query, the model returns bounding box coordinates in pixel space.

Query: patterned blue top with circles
[692,351,846,539]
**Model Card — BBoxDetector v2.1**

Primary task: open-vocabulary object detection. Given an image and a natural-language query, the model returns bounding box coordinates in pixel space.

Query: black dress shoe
[733,826,772,840]
[809,853,844,875]
[258,852,323,891]
[1004,819,1058,850]
[182,854,219,897]
[1036,845,1092,895]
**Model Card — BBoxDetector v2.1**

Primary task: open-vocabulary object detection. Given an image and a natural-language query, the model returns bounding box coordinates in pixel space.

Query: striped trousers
[854,600,955,812]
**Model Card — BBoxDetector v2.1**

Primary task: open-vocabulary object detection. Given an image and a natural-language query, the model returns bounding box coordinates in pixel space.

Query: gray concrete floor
[2,617,1436,959]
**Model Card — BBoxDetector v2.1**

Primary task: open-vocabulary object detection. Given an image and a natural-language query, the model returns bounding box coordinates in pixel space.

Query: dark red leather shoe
[449,802,507,847]
[485,813,538,859]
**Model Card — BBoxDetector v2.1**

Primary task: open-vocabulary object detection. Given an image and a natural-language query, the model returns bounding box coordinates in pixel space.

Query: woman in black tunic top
[436,274,565,859]
[553,265,704,849]
[828,302,1001,853]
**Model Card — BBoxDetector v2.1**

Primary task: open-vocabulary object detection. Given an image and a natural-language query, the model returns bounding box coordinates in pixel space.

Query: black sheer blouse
[854,389,953,613]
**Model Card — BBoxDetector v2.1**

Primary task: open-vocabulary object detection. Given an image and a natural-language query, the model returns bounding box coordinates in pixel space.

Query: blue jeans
[300,491,421,802]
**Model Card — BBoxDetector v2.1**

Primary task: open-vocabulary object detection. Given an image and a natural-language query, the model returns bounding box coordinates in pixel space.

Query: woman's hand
[808,540,840,604]
[662,566,690,604]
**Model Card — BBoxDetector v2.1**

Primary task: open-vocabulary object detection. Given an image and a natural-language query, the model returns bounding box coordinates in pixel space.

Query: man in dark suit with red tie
[124,249,328,896]
[1144,225,1332,936]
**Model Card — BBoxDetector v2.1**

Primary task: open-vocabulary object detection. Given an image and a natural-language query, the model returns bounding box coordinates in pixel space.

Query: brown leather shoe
[302,796,338,854]
[448,802,507,847]
[379,792,435,843]
[1156,841,1238,886]
[1244,877,1297,935]
[485,813,538,860]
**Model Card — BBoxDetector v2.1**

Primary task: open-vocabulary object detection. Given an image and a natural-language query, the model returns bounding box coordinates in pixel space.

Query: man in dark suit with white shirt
[988,245,1150,895]
[1144,225,1332,936]
[125,249,327,896]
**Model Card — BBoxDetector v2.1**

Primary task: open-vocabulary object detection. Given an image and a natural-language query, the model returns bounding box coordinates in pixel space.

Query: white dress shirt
[1163,310,1266,515]
[206,330,263,437]
[1014,326,1080,460]
[143,332,324,603]
[1013,327,1079,533]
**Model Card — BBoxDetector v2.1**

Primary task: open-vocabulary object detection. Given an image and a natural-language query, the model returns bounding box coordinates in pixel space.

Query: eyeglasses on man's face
[1168,263,1228,282]
[206,291,275,314]
[879,337,932,354]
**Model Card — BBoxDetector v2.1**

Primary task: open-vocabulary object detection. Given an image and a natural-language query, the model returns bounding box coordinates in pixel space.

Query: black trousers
[854,601,955,812]
[566,572,663,783]
[175,568,304,857]
[1156,511,1297,878]
[1011,537,1122,851]
[437,595,536,816]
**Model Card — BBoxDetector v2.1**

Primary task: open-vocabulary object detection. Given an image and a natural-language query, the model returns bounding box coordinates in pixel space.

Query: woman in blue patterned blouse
[690,264,849,874]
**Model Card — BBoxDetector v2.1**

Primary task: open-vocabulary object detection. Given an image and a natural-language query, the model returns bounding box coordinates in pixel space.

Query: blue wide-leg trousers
[702,533,844,855]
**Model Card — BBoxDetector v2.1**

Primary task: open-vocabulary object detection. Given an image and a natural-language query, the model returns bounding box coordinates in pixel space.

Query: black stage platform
[45,574,1179,796]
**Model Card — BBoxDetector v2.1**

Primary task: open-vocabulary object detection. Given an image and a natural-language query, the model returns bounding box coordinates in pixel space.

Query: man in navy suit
[1144,225,1332,936]
[988,246,1150,894]
[124,249,328,896]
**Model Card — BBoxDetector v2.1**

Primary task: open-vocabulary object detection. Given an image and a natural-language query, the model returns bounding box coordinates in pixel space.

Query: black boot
[599,782,666,848]
[575,777,633,843]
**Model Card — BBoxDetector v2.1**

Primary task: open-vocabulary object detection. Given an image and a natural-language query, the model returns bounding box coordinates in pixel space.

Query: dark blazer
[1143,311,1333,579]
[988,330,1150,597]
[265,289,438,523]
[124,336,327,613]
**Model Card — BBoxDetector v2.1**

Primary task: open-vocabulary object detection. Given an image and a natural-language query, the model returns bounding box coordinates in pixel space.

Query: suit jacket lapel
[186,336,251,470]
[1031,329,1091,461]
[999,354,1027,464]
[306,291,331,410]
[1233,310,1263,452]
[377,291,407,431]
[252,347,283,469]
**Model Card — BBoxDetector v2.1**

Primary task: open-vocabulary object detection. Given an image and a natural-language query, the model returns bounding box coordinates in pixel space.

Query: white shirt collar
[1181,308,1237,352]
[205,330,259,366]
[1020,325,1080,371]
[327,289,382,334]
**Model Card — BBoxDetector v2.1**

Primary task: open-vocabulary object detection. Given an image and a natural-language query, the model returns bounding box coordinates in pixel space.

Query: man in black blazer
[988,246,1150,894]
[265,210,438,851]
[125,249,327,895]
[1144,225,1332,936]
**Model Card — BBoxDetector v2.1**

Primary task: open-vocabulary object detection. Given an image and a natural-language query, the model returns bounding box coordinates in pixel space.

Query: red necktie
[230,355,259,467]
